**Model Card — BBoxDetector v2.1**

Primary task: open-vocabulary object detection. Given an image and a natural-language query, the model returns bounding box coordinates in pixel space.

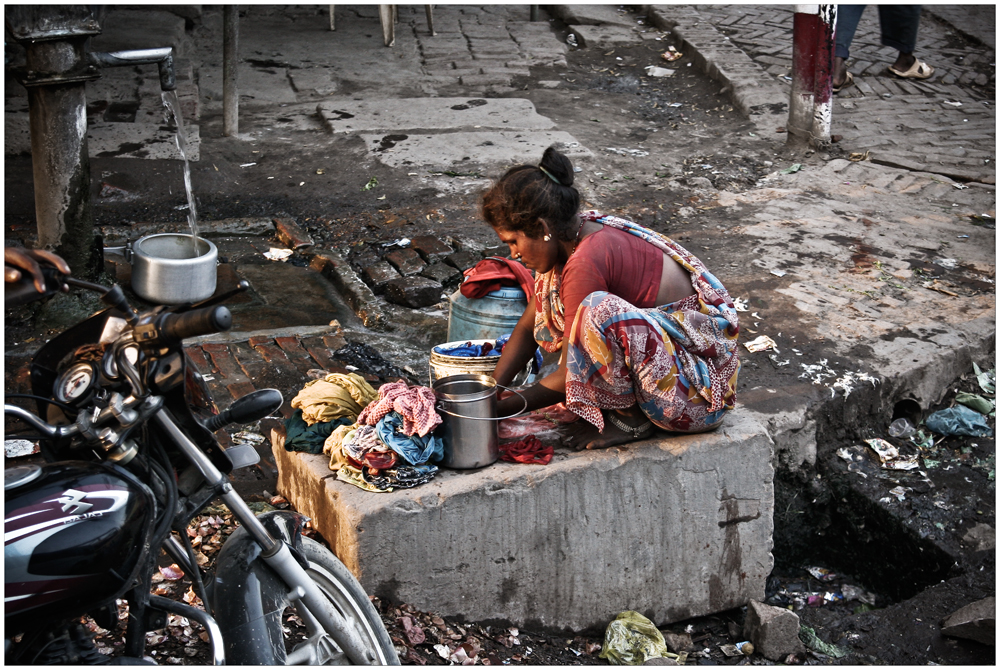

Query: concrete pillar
[223,6,239,137]
[24,38,97,279]
[787,5,837,151]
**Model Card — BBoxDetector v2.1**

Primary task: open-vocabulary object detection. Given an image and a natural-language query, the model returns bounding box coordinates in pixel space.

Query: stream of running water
[161,90,200,257]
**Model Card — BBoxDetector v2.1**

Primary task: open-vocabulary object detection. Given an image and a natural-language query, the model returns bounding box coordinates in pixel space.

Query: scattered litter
[800,360,837,385]
[832,370,879,398]
[955,392,995,416]
[769,355,790,366]
[923,280,958,297]
[362,177,378,191]
[744,335,778,353]
[231,431,265,445]
[566,33,578,47]
[661,46,683,61]
[848,151,871,162]
[925,405,993,437]
[781,163,802,174]
[5,439,37,458]
[735,641,754,656]
[733,297,749,312]
[806,566,837,582]
[887,486,908,502]
[864,438,911,469]
[382,238,410,248]
[943,100,963,107]
[644,66,675,77]
[973,362,995,394]
[934,258,959,269]
[837,447,858,463]
[888,418,916,438]
[770,269,787,277]
[174,204,190,211]
[953,183,969,190]
[799,626,847,659]
[605,147,650,157]
[599,611,671,665]
[719,644,743,657]
[239,162,256,168]
[263,247,294,262]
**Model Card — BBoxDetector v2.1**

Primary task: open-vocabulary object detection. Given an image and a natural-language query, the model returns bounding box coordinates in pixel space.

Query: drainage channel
[766,360,994,661]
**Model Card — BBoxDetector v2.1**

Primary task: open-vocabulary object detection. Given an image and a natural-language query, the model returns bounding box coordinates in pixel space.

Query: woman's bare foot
[565,407,653,451]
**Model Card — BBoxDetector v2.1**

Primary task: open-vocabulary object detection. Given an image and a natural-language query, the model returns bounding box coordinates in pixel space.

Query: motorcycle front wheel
[274,537,399,665]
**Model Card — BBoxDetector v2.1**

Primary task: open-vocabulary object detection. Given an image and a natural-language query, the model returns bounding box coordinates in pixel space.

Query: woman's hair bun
[540,146,575,188]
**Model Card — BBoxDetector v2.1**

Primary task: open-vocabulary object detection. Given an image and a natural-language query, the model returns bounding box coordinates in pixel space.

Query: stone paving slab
[360,130,592,168]
[272,410,774,632]
[317,97,555,134]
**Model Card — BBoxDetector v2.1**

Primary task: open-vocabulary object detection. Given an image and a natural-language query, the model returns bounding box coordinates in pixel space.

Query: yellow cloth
[291,373,378,426]
[324,424,355,472]
[598,611,670,665]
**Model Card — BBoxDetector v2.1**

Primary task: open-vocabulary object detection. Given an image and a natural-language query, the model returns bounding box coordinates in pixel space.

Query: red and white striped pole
[787,5,837,149]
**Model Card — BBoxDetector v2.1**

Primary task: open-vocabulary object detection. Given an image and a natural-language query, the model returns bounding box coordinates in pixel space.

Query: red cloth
[559,227,665,338]
[499,436,553,465]
[357,381,442,437]
[460,257,535,300]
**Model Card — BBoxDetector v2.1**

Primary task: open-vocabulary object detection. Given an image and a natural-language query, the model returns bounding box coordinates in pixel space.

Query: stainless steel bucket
[125,233,218,304]
[432,374,526,469]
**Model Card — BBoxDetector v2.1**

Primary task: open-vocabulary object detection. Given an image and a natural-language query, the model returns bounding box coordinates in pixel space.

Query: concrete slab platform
[361,131,592,169]
[317,97,555,134]
[273,410,774,632]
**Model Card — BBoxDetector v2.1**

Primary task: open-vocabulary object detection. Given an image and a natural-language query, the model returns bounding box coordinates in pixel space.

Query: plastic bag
[955,392,995,417]
[924,405,993,437]
[598,611,669,665]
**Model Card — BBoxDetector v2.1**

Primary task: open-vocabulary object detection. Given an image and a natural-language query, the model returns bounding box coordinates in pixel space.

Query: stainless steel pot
[122,233,218,305]
[432,374,527,469]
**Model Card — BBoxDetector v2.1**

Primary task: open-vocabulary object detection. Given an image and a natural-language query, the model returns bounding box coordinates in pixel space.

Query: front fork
[153,410,377,665]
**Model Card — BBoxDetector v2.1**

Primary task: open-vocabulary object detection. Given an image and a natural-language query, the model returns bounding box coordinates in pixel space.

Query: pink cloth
[357,381,442,437]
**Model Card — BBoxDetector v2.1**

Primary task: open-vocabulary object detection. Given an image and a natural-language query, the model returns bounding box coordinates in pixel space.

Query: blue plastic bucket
[447,286,527,342]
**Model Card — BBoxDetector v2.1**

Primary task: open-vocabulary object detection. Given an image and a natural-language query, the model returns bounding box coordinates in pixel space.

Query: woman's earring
[543,234,551,242]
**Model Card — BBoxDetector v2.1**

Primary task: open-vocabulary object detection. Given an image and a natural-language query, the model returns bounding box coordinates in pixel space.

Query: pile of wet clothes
[285,374,444,492]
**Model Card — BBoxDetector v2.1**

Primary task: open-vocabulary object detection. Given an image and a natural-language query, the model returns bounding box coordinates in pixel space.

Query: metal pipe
[148,596,225,665]
[223,6,239,137]
[787,5,837,150]
[89,47,176,90]
[4,404,78,439]
[530,5,539,22]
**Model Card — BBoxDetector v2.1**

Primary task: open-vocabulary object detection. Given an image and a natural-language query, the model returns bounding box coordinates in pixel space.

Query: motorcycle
[4,269,400,665]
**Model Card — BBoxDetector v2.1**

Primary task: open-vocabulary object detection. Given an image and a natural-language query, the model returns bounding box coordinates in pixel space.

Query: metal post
[223,6,239,137]
[530,5,539,22]
[787,5,837,150]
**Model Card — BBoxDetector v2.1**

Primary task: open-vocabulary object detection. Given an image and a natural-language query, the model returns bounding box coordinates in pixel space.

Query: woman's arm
[490,298,539,387]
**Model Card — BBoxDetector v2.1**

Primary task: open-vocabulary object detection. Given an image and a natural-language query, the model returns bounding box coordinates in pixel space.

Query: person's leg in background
[833,5,867,90]
[878,5,933,78]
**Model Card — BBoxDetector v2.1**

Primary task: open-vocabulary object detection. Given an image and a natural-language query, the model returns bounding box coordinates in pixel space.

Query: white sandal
[887,59,934,79]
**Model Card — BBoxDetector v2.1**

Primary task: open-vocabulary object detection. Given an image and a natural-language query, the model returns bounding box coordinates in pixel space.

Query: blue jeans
[835,5,923,59]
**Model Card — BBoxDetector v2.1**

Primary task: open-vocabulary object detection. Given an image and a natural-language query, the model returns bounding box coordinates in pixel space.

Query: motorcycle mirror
[204,388,283,432]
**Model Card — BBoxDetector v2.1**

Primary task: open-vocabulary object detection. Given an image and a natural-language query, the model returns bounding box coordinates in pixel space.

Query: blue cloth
[435,341,495,357]
[283,410,352,454]
[925,405,993,438]
[376,411,444,465]
[835,5,923,60]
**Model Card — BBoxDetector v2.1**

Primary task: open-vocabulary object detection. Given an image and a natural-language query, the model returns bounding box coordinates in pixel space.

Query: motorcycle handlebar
[4,265,66,307]
[156,306,233,343]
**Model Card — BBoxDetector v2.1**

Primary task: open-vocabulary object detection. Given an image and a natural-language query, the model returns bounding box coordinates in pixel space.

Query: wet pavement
[3,4,995,665]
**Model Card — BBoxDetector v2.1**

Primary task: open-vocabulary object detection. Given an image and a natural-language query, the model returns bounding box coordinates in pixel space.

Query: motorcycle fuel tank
[4,461,154,625]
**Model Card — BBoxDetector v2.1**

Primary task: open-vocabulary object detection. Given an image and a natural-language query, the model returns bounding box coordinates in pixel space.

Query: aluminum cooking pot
[121,233,218,305]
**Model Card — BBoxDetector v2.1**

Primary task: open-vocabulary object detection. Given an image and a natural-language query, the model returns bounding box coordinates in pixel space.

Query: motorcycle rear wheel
[276,537,399,665]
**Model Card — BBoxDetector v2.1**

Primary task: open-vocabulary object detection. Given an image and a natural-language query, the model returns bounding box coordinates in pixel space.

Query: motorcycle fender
[211,510,310,664]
